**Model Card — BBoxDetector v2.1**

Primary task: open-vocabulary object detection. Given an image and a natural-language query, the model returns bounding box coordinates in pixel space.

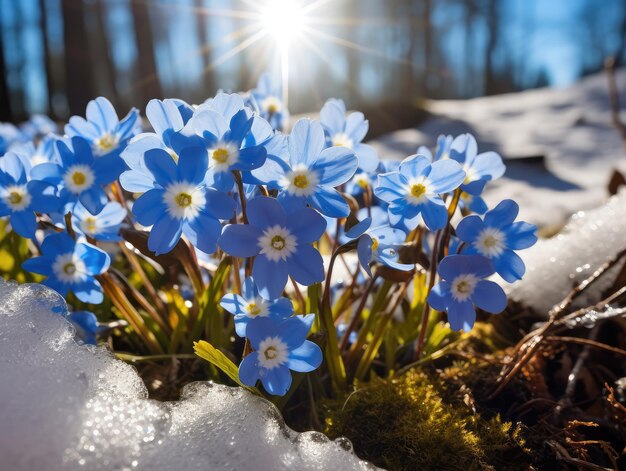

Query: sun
[261,0,307,44]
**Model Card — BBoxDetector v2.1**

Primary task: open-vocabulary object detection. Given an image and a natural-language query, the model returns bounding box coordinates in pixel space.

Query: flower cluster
[0,79,537,397]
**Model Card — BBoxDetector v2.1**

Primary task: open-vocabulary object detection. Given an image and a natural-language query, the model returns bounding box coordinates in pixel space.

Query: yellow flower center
[410,183,427,198]
[63,263,76,275]
[264,346,278,360]
[175,192,192,208]
[8,191,23,205]
[267,103,279,114]
[371,237,379,252]
[212,148,230,163]
[84,217,97,234]
[293,174,309,189]
[246,302,261,316]
[95,133,117,152]
[72,172,86,186]
[356,177,369,189]
[271,235,286,250]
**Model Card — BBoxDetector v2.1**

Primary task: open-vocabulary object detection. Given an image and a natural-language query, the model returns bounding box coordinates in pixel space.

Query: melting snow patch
[508,189,626,315]
[0,280,376,471]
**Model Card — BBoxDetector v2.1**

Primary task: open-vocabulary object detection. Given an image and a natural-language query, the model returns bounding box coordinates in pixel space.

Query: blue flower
[0,122,23,155]
[375,154,466,232]
[249,73,288,131]
[30,136,120,215]
[219,196,326,299]
[0,152,60,238]
[238,314,322,396]
[11,135,60,167]
[449,134,505,195]
[68,311,104,345]
[427,254,507,331]
[121,146,236,255]
[65,97,139,168]
[120,98,202,193]
[455,199,537,283]
[220,277,294,337]
[23,232,110,304]
[320,98,379,172]
[345,216,413,277]
[20,114,58,140]
[190,93,268,191]
[459,190,488,214]
[417,134,453,162]
[251,119,358,218]
[70,201,127,241]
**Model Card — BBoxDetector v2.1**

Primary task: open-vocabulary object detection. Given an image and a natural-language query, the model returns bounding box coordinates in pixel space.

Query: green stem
[320,251,347,392]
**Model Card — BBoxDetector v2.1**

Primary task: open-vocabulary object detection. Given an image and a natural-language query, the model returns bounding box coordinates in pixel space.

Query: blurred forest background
[1,0,626,123]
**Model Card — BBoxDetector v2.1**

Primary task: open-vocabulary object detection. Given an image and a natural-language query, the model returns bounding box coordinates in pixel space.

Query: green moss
[323,370,532,471]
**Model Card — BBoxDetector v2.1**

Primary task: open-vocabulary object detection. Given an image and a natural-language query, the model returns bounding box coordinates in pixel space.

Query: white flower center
[261,96,282,114]
[404,177,432,205]
[245,297,270,318]
[2,184,31,211]
[93,133,119,156]
[52,252,88,285]
[331,132,354,149]
[80,216,99,236]
[63,165,95,194]
[257,336,289,370]
[209,142,240,173]
[163,181,206,220]
[258,224,297,262]
[474,227,506,257]
[282,164,319,197]
[450,273,478,302]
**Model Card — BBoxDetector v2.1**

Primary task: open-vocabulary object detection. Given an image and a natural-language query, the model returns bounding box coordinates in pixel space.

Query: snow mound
[0,280,376,471]
[508,188,626,314]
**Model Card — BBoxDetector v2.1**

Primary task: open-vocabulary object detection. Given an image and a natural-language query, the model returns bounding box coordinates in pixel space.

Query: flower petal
[287,207,326,244]
[238,352,260,386]
[132,189,166,226]
[253,256,288,299]
[494,249,526,283]
[219,224,263,258]
[473,280,507,313]
[287,245,325,286]
[313,146,358,187]
[307,186,350,218]
[288,340,322,372]
[148,216,183,255]
[261,364,292,396]
[246,196,286,229]
[288,119,325,166]
[177,146,208,185]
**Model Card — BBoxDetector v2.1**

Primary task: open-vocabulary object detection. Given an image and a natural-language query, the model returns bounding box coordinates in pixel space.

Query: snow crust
[0,280,375,471]
[371,69,626,227]
[508,188,626,314]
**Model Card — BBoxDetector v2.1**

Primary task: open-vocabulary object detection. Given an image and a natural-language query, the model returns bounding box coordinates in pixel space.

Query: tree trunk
[0,6,12,121]
[61,0,96,114]
[130,0,162,107]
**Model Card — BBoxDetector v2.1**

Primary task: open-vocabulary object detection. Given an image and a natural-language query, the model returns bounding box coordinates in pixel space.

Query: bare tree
[130,0,163,107]
[61,0,96,114]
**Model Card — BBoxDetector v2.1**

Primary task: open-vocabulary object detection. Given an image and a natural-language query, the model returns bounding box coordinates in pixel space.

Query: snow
[508,188,626,315]
[370,69,626,227]
[0,280,376,471]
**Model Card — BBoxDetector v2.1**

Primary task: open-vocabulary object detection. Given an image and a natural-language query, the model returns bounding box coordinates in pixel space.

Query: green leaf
[194,340,259,395]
